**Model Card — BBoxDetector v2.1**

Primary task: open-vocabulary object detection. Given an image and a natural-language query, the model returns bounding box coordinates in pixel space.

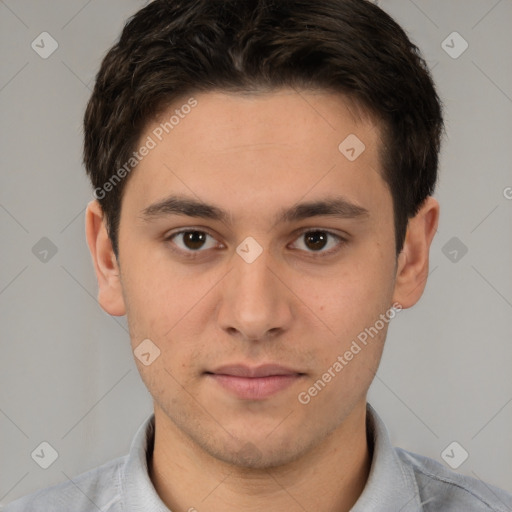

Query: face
[88,89,430,469]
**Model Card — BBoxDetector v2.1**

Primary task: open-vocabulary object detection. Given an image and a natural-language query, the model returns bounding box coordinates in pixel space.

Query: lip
[209,364,301,378]
[205,364,305,400]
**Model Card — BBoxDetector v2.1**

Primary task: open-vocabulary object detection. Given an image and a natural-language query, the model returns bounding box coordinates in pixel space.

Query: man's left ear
[392,196,440,309]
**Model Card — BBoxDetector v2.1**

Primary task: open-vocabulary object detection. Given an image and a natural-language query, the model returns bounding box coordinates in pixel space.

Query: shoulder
[396,448,512,512]
[2,455,126,512]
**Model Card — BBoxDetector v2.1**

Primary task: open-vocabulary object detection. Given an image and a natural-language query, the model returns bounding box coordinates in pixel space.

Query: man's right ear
[85,200,126,316]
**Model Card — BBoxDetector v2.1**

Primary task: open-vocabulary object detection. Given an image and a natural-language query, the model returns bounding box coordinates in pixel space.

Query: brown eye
[182,231,207,250]
[168,230,218,253]
[290,230,346,256]
[304,231,328,251]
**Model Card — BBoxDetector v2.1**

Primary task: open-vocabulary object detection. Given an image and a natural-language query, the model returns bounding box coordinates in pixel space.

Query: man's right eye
[166,230,219,254]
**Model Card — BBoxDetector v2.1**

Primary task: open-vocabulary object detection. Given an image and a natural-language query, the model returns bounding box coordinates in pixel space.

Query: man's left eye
[290,230,346,255]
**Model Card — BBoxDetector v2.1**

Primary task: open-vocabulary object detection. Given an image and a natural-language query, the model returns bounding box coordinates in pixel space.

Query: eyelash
[164,228,348,260]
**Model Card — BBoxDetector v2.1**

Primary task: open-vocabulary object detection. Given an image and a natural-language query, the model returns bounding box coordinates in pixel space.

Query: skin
[86,89,439,512]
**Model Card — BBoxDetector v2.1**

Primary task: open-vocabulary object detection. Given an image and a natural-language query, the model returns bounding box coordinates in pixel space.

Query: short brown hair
[83,0,444,257]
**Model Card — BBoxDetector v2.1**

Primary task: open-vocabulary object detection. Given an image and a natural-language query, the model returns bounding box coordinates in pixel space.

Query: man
[4,0,511,510]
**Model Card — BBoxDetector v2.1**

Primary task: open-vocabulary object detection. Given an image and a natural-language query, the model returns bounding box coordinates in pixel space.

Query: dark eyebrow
[140,194,370,226]
[279,197,370,224]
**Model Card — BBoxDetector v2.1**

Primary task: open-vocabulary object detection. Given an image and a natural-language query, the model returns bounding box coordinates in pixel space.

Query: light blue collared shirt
[3,404,511,511]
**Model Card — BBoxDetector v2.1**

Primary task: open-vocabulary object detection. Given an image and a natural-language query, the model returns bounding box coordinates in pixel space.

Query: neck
[149,402,371,512]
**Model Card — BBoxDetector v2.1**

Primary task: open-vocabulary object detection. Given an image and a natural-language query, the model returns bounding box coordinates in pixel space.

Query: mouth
[204,364,306,400]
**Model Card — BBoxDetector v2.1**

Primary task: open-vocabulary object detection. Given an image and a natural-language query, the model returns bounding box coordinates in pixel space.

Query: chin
[197,434,310,470]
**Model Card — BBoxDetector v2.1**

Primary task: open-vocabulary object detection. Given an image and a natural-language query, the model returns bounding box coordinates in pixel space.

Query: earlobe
[392,197,440,309]
[85,200,126,316]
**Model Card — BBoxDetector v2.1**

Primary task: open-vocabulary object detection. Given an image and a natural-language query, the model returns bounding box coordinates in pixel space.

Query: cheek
[294,253,396,396]
[120,252,199,336]
[121,268,214,386]
[302,259,392,338]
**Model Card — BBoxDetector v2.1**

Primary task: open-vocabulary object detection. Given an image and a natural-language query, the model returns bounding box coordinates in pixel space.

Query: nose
[216,244,293,342]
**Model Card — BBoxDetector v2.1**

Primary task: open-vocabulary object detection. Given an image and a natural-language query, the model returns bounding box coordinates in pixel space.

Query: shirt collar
[351,403,422,511]
[121,403,422,511]
[122,412,170,511]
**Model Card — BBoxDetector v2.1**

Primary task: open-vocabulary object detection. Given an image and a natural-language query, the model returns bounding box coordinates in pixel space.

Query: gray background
[1,0,511,505]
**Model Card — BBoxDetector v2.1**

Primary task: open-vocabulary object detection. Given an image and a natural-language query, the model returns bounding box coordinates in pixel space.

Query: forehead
[123,89,390,223]
[152,89,381,160]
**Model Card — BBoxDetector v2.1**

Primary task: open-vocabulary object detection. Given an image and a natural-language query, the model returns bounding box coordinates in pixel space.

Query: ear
[392,196,440,309]
[85,200,126,316]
